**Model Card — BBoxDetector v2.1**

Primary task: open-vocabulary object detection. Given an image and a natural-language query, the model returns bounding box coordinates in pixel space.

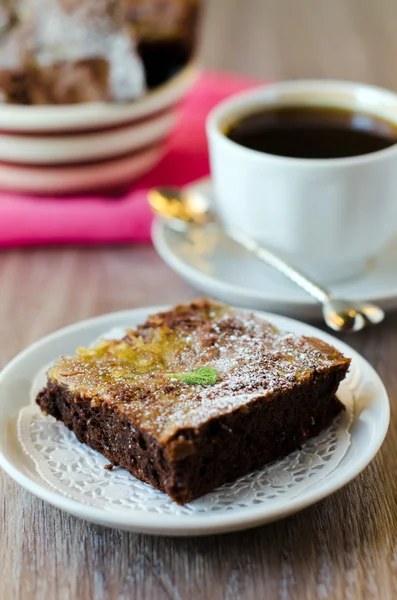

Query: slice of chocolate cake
[36,299,351,505]
[0,0,201,104]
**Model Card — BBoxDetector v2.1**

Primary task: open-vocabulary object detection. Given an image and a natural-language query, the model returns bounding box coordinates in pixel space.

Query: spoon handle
[228,228,331,305]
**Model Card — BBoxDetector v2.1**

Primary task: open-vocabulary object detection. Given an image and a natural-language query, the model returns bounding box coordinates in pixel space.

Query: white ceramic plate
[0,110,177,165]
[0,66,197,193]
[0,307,389,536]
[152,177,397,319]
[0,146,163,194]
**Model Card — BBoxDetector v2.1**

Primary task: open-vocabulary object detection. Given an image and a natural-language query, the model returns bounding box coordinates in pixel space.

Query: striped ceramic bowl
[0,65,198,195]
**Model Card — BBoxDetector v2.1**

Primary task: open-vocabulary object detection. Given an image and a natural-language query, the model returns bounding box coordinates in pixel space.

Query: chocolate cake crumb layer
[36,299,351,505]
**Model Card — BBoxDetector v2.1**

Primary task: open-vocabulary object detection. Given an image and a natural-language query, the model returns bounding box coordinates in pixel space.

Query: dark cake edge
[36,364,349,505]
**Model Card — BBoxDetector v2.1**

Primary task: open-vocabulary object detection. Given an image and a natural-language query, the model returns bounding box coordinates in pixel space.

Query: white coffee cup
[207,80,397,282]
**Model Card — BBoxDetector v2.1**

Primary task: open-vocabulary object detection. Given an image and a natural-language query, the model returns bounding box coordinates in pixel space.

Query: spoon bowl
[148,187,214,226]
[323,300,385,332]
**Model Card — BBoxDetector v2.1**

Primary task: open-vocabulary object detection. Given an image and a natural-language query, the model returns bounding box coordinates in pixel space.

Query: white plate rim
[0,147,163,194]
[0,110,177,164]
[0,64,198,132]
[151,176,397,313]
[0,306,390,536]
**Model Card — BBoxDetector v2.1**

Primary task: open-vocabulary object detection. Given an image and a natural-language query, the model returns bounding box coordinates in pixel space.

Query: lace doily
[18,328,355,516]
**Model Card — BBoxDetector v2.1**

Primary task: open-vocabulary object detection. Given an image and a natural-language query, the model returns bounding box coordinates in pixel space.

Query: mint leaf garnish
[166,367,218,386]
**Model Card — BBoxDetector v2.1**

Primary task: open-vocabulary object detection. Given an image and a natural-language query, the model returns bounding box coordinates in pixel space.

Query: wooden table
[1,1,397,598]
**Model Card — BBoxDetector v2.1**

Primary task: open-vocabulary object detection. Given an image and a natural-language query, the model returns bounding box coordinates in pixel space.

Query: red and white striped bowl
[0,64,198,194]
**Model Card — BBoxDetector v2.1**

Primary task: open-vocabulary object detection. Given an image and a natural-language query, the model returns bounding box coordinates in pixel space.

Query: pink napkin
[0,71,259,248]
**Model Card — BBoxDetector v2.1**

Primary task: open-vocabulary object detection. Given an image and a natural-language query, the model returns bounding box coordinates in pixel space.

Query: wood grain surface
[1,1,397,598]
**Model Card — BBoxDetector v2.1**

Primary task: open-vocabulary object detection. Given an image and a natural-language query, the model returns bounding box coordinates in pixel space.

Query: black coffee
[225,105,397,159]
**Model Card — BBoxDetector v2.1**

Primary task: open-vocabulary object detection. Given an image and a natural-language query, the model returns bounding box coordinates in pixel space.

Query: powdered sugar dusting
[46,304,349,442]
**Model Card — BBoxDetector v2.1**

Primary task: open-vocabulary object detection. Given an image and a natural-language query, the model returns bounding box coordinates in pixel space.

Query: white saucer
[0,307,389,536]
[152,177,397,319]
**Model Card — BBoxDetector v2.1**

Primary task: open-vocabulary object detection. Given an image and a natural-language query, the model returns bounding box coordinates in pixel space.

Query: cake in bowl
[0,0,201,104]
[0,0,201,192]
[36,299,351,505]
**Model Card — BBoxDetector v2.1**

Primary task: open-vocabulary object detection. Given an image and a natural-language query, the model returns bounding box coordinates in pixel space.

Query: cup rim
[206,78,397,167]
